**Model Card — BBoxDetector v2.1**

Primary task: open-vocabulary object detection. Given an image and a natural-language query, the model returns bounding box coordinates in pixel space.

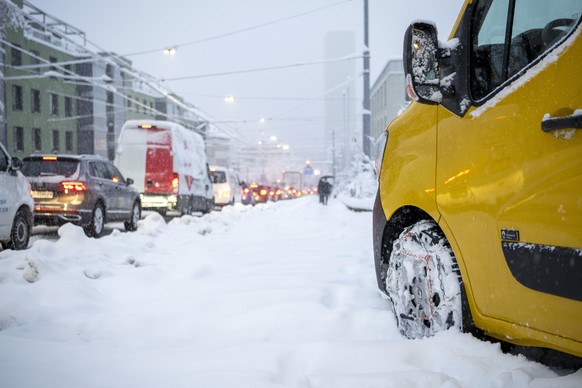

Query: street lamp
[224,95,235,103]
[163,47,176,55]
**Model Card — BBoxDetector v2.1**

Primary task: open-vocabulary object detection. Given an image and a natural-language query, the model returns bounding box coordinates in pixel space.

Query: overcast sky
[29,0,464,165]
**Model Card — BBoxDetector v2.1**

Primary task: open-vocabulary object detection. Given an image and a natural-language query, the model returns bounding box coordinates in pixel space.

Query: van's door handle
[541,111,582,132]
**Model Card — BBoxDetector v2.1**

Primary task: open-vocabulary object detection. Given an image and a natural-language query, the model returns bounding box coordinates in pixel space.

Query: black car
[22,154,141,237]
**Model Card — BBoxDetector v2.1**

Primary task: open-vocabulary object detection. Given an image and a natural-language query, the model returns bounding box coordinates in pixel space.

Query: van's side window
[470,0,580,101]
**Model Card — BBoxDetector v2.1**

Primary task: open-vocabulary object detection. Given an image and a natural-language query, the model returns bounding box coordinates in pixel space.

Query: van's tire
[84,203,105,238]
[124,201,141,232]
[181,196,193,216]
[7,208,31,250]
[201,198,214,214]
[385,219,463,339]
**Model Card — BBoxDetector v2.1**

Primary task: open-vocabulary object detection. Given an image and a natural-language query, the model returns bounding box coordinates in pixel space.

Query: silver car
[22,154,141,238]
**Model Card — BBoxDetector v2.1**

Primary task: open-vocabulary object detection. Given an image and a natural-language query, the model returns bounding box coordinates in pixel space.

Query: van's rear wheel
[84,203,105,238]
[385,219,463,339]
[7,208,31,250]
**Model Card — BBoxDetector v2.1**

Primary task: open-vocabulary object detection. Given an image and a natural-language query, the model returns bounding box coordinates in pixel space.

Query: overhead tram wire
[119,0,352,57]
[161,55,361,81]
[266,75,362,123]
[4,2,253,146]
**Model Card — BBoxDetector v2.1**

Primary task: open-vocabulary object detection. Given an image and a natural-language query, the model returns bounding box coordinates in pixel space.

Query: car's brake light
[260,189,267,196]
[62,181,86,192]
[172,173,179,193]
[42,156,58,161]
[243,188,249,194]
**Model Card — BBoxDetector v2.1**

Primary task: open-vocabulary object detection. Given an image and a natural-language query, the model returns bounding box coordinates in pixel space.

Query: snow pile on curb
[337,153,378,212]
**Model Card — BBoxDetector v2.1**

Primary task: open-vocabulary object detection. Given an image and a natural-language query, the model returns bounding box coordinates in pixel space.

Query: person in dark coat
[318,177,333,205]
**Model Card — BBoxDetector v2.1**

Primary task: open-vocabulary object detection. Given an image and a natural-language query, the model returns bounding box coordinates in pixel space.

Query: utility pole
[362,0,371,157]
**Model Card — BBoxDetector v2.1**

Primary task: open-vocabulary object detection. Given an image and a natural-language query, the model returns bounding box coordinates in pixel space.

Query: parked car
[210,166,241,206]
[22,154,141,238]
[373,0,582,363]
[0,142,33,250]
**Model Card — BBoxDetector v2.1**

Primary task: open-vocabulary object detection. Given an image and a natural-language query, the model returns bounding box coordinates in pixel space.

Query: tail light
[243,188,249,194]
[62,181,87,193]
[172,173,179,193]
[260,189,267,196]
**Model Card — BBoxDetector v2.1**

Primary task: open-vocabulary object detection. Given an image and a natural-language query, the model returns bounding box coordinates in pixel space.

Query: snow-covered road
[0,197,580,387]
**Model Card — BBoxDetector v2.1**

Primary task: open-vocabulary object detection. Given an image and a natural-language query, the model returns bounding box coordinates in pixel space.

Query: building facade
[370,58,408,144]
[1,0,211,161]
[324,31,356,176]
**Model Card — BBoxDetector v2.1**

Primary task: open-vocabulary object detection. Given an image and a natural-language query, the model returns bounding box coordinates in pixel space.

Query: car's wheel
[7,208,31,250]
[385,219,463,339]
[124,201,141,232]
[84,203,105,238]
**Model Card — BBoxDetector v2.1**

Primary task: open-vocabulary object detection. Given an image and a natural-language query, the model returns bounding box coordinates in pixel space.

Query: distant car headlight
[374,131,388,178]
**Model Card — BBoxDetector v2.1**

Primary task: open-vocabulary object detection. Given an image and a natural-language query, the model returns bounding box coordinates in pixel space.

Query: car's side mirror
[126,177,134,185]
[10,157,23,171]
[403,21,441,104]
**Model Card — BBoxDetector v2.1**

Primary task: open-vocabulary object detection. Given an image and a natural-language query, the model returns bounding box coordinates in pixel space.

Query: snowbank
[0,198,579,387]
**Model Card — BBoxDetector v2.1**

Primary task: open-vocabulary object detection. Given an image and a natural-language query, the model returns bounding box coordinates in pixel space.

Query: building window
[127,98,132,110]
[52,130,60,152]
[14,127,24,152]
[33,128,42,152]
[11,45,22,66]
[65,96,73,117]
[65,131,74,153]
[12,85,23,111]
[50,93,59,115]
[31,89,41,113]
[30,50,40,73]
[106,64,113,78]
[64,64,72,78]
[106,91,114,114]
[49,56,57,72]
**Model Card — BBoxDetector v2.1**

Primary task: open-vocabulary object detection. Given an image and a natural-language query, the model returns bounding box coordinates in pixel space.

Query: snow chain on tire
[385,219,463,339]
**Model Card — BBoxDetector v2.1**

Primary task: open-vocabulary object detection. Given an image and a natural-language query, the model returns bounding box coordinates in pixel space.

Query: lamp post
[362,0,371,157]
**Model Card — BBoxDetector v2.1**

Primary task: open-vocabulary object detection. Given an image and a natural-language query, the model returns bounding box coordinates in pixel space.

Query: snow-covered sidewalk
[0,197,580,387]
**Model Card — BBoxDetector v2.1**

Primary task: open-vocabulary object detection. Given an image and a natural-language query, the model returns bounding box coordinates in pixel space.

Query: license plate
[31,191,54,199]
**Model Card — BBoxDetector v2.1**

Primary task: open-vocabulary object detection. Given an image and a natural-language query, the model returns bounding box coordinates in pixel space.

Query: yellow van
[373,0,582,362]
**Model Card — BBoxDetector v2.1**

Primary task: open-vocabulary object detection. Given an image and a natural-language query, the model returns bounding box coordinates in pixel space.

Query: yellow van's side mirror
[403,21,441,104]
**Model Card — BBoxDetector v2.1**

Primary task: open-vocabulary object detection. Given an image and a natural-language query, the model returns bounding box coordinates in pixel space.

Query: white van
[114,120,214,215]
[209,166,241,206]
[0,142,34,250]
